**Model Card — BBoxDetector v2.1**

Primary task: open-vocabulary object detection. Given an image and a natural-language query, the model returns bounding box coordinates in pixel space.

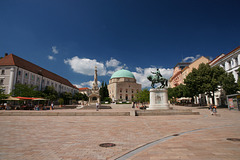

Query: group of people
[209,104,217,115]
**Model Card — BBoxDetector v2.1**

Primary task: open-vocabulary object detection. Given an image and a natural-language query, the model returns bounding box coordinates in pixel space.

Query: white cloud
[183,54,201,62]
[52,46,59,54]
[106,58,121,68]
[64,56,107,76]
[48,55,55,60]
[74,80,101,88]
[132,67,174,88]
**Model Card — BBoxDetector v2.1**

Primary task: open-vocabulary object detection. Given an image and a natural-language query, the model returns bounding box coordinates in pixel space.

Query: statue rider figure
[151,68,162,81]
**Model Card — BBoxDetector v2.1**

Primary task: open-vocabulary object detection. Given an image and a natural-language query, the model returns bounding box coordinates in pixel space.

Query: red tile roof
[79,87,89,91]
[0,54,75,88]
[209,46,240,66]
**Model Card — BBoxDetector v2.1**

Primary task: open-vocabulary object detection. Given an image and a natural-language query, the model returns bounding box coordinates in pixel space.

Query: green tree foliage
[73,92,89,101]
[184,68,202,100]
[58,98,64,105]
[0,86,7,100]
[133,88,149,104]
[42,86,58,101]
[99,81,109,101]
[168,84,191,103]
[60,92,72,105]
[220,72,238,95]
[11,83,41,97]
[237,68,240,91]
[184,63,236,105]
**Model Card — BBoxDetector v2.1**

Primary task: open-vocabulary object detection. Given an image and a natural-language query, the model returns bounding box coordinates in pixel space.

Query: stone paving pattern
[0,105,239,160]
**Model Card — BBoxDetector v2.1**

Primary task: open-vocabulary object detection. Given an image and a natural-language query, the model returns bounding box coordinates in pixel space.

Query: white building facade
[0,53,78,95]
[208,46,240,105]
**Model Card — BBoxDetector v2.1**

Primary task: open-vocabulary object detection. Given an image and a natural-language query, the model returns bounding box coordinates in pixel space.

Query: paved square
[0,105,239,160]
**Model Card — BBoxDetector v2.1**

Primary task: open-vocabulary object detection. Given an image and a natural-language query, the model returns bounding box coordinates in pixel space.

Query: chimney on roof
[5,53,8,57]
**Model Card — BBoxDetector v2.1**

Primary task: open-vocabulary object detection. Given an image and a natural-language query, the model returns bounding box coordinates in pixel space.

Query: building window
[1,70,5,75]
[126,89,128,93]
[235,57,238,67]
[18,71,21,75]
[31,75,34,80]
[120,89,122,93]
[120,94,122,99]
[25,73,28,78]
[132,89,134,93]
[0,79,3,84]
[126,95,128,100]
[37,77,40,82]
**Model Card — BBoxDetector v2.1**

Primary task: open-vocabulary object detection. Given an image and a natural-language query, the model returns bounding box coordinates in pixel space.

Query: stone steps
[136,109,200,116]
[0,111,130,116]
[0,109,199,116]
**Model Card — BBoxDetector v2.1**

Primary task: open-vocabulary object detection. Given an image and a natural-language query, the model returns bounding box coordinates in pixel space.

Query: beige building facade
[108,69,141,102]
[170,56,210,88]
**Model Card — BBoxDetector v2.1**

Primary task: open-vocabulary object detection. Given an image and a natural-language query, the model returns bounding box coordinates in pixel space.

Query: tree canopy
[184,63,238,105]
[133,88,149,104]
[11,83,41,97]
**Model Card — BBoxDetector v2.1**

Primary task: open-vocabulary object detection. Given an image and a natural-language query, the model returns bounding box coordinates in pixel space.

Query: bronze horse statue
[147,69,168,88]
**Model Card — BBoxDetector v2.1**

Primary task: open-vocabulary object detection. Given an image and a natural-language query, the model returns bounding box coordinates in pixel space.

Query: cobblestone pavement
[0,105,239,160]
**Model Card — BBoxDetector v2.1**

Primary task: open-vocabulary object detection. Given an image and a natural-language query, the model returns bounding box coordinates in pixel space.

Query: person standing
[96,102,99,111]
[132,101,135,108]
[51,102,54,110]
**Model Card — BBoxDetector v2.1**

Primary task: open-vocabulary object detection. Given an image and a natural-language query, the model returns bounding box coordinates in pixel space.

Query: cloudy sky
[0,0,239,88]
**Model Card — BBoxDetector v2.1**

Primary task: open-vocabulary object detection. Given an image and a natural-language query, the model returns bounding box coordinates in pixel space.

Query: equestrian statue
[147,68,168,88]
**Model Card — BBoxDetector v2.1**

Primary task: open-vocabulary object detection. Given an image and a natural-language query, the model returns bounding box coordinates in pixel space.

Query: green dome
[110,69,135,79]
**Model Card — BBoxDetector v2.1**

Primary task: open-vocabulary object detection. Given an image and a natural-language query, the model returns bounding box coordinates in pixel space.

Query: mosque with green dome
[108,69,142,102]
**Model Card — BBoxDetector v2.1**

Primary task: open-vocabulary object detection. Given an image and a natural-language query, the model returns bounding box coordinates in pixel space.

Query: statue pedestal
[147,88,169,110]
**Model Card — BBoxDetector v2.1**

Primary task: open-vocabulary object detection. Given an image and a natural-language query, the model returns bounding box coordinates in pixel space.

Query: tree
[237,68,240,91]
[42,86,58,101]
[220,72,238,95]
[11,83,40,97]
[99,81,109,101]
[73,92,89,102]
[133,88,149,105]
[185,63,232,105]
[0,86,7,100]
[202,65,225,105]
[60,92,72,105]
[184,68,202,104]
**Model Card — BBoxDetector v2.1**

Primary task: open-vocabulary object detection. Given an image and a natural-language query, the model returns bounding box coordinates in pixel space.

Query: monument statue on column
[88,66,100,104]
[147,68,169,110]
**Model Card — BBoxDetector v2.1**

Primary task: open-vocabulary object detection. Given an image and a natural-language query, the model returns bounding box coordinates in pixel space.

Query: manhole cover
[99,143,116,147]
[227,138,240,142]
[172,134,180,136]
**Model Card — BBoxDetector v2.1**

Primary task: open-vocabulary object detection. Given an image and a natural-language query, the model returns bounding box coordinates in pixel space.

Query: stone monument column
[89,66,100,104]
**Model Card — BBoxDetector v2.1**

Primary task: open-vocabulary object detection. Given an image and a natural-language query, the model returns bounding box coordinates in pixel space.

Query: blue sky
[0,0,240,88]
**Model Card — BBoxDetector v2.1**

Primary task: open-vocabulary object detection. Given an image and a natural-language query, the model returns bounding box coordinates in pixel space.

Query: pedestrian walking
[209,104,213,115]
[213,105,217,115]
[96,102,99,111]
